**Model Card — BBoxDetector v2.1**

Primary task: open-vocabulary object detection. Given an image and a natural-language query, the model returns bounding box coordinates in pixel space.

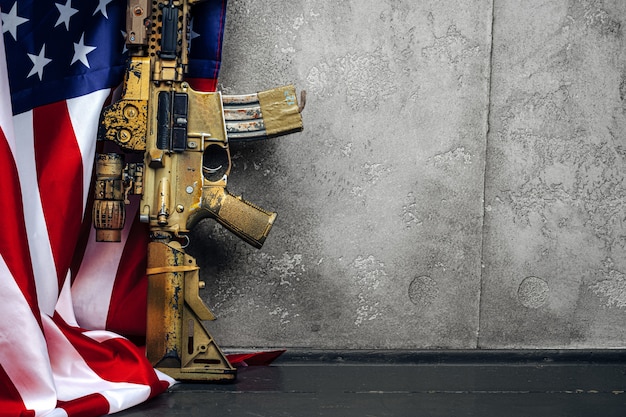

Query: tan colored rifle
[92,0,303,381]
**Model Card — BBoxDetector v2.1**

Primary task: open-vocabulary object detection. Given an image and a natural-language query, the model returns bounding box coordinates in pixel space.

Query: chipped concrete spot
[355,298,381,326]
[421,24,481,66]
[591,273,626,308]
[408,276,439,309]
[270,253,305,285]
[305,65,327,97]
[340,142,353,157]
[351,255,386,326]
[431,146,473,167]
[350,185,364,198]
[564,0,622,38]
[269,306,298,325]
[306,48,398,111]
[503,133,626,250]
[518,276,550,309]
[344,161,392,201]
[590,259,626,309]
[293,14,305,30]
[362,162,391,184]
[402,192,422,228]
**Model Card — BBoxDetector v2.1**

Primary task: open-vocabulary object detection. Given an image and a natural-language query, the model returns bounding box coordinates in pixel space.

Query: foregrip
[188,186,277,249]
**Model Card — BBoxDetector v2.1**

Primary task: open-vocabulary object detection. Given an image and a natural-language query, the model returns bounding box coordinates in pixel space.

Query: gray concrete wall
[188,0,626,349]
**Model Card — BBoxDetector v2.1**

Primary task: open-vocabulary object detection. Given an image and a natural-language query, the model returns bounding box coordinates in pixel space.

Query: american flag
[0,0,228,415]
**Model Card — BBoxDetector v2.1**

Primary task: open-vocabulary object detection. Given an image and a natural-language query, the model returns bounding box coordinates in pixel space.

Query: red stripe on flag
[53,313,169,391]
[0,126,40,319]
[33,101,85,289]
[185,77,218,92]
[57,394,110,417]
[106,214,150,340]
[0,364,34,417]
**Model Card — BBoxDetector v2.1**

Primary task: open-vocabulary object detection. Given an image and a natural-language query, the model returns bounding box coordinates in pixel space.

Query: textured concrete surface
[187,0,626,349]
[480,0,626,348]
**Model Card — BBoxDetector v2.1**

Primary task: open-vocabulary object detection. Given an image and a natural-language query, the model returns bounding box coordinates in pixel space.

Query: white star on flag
[121,30,128,54]
[72,33,97,68]
[189,18,200,42]
[55,0,79,31]
[27,45,52,80]
[93,0,113,19]
[1,2,29,41]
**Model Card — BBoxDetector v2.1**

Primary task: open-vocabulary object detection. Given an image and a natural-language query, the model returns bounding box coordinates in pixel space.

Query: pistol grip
[190,186,276,248]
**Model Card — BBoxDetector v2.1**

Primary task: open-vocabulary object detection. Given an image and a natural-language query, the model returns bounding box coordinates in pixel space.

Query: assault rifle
[92,0,303,381]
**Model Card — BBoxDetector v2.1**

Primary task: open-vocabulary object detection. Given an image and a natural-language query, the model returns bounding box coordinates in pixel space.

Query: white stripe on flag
[71,199,140,330]
[0,256,57,415]
[0,24,14,155]
[41,409,69,417]
[43,315,153,413]
[56,270,79,327]
[13,110,59,316]
[67,89,110,212]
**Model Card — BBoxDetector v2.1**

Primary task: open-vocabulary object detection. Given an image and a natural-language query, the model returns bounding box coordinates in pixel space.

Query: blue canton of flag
[187,0,226,83]
[1,0,127,115]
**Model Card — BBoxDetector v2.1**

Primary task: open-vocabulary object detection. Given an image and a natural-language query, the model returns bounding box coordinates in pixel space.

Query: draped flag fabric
[0,0,228,415]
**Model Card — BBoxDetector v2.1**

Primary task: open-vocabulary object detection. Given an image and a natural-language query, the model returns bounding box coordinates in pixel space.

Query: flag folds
[0,0,228,415]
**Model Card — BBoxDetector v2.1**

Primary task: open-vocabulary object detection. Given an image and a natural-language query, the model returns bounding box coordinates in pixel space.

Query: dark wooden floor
[116,351,626,416]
